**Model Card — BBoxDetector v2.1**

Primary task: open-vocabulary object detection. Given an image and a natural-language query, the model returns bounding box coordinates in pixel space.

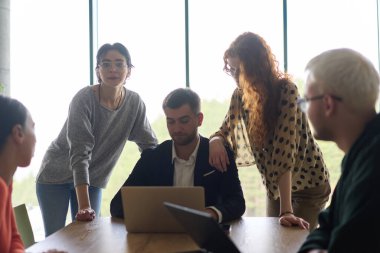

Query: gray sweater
[36,86,158,188]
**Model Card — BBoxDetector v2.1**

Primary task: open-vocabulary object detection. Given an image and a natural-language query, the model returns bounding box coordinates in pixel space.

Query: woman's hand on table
[75,207,95,221]
[279,213,310,230]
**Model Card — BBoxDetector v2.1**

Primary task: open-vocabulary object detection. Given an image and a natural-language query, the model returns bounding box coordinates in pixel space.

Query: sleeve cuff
[207,206,223,223]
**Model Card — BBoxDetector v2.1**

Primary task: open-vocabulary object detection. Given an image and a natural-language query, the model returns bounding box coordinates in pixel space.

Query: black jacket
[298,114,380,253]
[110,136,246,222]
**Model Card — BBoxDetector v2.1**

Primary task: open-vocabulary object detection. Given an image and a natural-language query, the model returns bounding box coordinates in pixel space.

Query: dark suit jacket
[110,136,245,222]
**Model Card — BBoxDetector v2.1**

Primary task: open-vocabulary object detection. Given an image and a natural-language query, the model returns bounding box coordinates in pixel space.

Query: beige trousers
[266,183,331,230]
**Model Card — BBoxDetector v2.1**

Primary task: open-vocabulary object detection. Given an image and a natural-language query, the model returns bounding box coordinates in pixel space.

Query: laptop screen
[164,202,241,253]
[121,186,205,233]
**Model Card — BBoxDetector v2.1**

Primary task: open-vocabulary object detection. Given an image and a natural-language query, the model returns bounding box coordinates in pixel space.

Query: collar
[171,135,200,164]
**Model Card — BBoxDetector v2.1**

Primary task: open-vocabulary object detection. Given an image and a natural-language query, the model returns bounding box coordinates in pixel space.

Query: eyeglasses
[297,94,343,112]
[99,61,127,71]
[225,66,240,77]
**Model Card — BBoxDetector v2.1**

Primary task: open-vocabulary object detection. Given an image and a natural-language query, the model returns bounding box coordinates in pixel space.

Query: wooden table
[26,217,309,253]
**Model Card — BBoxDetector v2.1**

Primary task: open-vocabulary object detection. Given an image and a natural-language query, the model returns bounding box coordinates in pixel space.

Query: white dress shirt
[171,137,222,222]
[172,138,199,186]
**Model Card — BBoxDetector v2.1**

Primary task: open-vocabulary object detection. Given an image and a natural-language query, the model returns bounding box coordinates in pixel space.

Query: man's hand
[204,208,219,221]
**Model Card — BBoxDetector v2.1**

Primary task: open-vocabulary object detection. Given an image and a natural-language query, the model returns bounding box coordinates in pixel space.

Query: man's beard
[172,131,197,146]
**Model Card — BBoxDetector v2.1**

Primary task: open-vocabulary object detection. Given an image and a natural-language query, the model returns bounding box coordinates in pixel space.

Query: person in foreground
[298,48,380,253]
[0,95,66,253]
[110,88,246,222]
[0,95,34,252]
[36,42,158,237]
[209,32,330,230]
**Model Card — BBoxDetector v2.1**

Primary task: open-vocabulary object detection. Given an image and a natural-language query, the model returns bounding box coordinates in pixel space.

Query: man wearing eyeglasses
[298,48,380,253]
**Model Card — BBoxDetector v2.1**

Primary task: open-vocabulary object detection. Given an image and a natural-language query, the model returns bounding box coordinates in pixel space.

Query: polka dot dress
[212,83,330,200]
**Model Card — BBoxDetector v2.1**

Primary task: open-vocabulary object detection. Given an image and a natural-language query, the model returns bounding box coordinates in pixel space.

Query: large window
[96,0,187,217]
[9,0,380,239]
[11,0,89,181]
[287,0,379,78]
[97,0,185,121]
[287,0,379,188]
[188,0,285,216]
[189,0,284,102]
[96,0,285,217]
[11,0,89,240]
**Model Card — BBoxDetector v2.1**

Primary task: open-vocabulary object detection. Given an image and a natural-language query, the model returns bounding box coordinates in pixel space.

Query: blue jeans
[36,182,102,237]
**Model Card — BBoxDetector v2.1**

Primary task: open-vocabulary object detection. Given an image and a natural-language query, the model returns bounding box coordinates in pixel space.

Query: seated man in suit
[110,88,245,222]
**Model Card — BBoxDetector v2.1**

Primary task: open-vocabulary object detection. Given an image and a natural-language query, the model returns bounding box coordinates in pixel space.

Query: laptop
[121,186,205,233]
[164,202,241,253]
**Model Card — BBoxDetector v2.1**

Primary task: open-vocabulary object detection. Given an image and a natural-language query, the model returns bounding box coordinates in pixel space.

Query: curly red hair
[224,32,291,148]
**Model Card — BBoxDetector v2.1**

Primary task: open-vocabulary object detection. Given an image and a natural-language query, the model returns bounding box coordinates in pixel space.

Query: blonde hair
[306,48,379,112]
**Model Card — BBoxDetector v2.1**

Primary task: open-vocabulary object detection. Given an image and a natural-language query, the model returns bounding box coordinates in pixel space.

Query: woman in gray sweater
[36,43,158,237]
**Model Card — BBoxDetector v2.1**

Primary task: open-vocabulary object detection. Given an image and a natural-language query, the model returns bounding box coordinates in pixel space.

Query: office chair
[13,203,36,248]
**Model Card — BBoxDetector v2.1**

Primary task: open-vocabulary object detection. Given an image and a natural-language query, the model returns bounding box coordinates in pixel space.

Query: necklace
[98,84,123,110]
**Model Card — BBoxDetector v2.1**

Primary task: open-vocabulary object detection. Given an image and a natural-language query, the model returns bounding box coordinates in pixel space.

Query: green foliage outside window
[12,98,343,218]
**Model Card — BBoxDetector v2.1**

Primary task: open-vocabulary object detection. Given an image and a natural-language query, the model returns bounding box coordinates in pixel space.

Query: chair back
[13,203,35,247]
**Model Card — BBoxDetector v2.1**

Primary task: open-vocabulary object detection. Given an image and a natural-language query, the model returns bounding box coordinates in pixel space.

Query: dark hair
[0,95,28,151]
[162,88,201,115]
[95,42,134,83]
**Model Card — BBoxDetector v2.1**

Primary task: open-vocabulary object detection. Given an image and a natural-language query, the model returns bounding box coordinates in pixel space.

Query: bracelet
[279,211,294,217]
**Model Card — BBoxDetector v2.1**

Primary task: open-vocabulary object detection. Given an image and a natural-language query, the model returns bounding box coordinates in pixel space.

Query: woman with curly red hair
[209,32,331,230]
